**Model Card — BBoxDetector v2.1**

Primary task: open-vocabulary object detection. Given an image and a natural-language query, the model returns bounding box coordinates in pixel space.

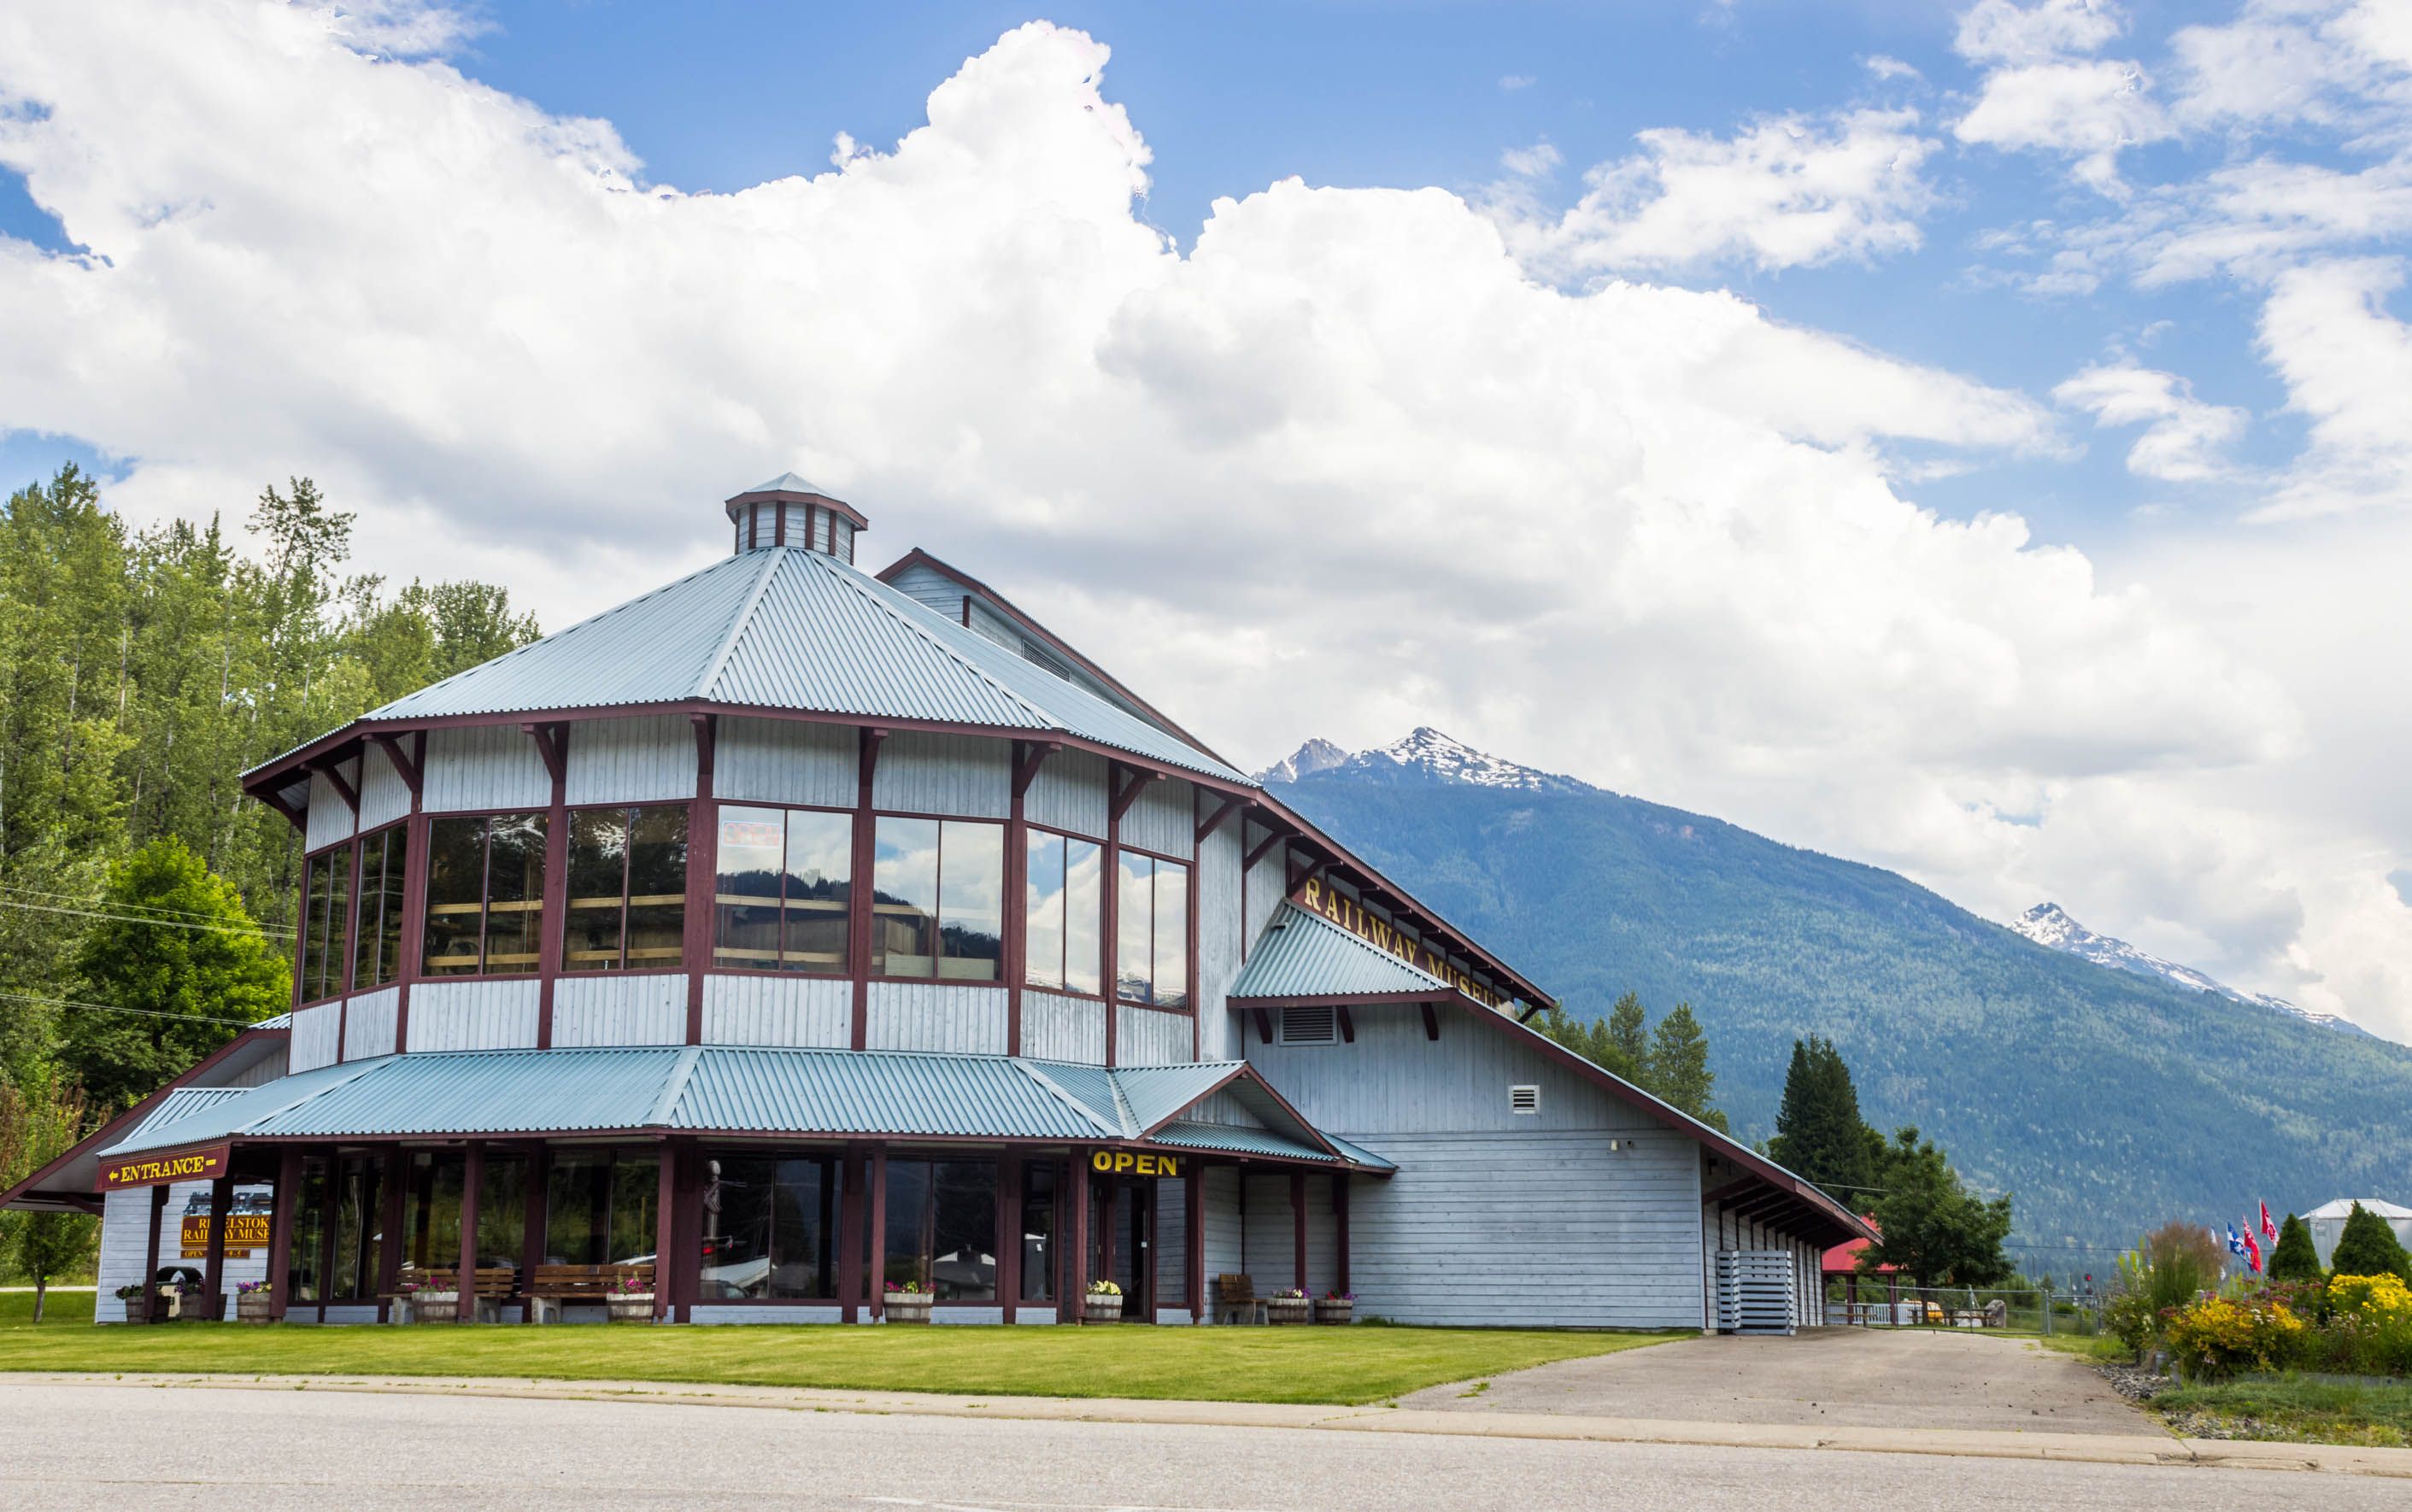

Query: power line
[0,898,294,940]
[0,884,281,929]
[0,987,268,1029]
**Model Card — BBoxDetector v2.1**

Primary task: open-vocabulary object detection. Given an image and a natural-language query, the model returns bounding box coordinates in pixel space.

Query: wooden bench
[1215,1274,1267,1327]
[526,1263,654,1323]
[392,1267,517,1322]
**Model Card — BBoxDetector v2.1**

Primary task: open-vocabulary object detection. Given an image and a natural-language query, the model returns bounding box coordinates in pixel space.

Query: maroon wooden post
[1096,1177,1118,1308]
[375,1154,405,1322]
[654,1140,678,1323]
[1066,1151,1090,1321]
[849,729,885,1052]
[1186,1165,1205,1324]
[837,1148,862,1324]
[868,1146,888,1318]
[521,1145,549,1321]
[394,733,428,1052]
[534,724,569,1050]
[996,1157,1020,1320]
[142,1183,169,1323]
[1005,742,1029,1057]
[267,1146,302,1320]
[684,716,717,1046]
[1145,1175,1160,1322]
[1290,1170,1307,1292]
[456,1140,484,1323]
[674,1140,701,1324]
[201,1174,234,1321]
[1332,1171,1350,1298]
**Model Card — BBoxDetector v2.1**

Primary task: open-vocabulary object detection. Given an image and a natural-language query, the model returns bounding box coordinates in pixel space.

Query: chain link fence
[1823,1278,2103,1335]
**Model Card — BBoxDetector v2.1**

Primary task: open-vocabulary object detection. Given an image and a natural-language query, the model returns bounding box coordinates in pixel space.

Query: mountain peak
[2010,901,2367,1036]
[1255,728,1595,795]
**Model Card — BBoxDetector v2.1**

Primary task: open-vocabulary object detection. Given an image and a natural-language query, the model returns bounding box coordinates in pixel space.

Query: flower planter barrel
[884,1294,932,1324]
[607,1296,656,1322]
[1082,1293,1124,1324]
[1313,1299,1353,1326]
[236,1292,275,1324]
[413,1292,459,1323]
[1266,1297,1311,1326]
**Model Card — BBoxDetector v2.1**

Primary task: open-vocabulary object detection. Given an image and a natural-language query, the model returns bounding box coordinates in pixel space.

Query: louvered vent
[1281,1005,1337,1044]
[1509,1084,1541,1114]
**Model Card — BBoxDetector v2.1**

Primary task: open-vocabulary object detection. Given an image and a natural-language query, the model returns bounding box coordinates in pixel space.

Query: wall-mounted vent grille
[1281,1005,1337,1044]
[1509,1084,1541,1114]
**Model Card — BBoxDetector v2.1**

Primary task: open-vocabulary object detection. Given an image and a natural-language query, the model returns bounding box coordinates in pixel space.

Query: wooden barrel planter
[1081,1292,1124,1325]
[1266,1296,1312,1326]
[884,1293,933,1324]
[236,1292,275,1324]
[607,1295,656,1322]
[1313,1298,1353,1326]
[413,1292,459,1323]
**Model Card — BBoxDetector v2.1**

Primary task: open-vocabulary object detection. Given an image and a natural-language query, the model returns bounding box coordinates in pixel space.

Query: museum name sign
[1292,878,1505,1009]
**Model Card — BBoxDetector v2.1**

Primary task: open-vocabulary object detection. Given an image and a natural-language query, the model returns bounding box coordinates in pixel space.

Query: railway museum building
[5,478,1869,1330]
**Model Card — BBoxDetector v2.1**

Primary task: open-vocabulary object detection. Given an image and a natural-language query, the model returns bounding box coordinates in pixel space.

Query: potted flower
[1314,1290,1355,1325]
[884,1280,933,1323]
[607,1272,656,1322]
[1082,1278,1123,1324]
[409,1275,458,1323]
[235,1281,275,1323]
[1267,1287,1311,1325]
[113,1282,152,1321]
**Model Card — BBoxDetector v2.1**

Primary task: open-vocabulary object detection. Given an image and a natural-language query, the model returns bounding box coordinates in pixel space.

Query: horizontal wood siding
[1200,1164,1244,1318]
[1246,1002,1658,1136]
[356,744,411,833]
[700,974,852,1047]
[1025,749,1106,839]
[1120,777,1193,859]
[1114,1005,1192,1066]
[289,1002,340,1072]
[404,978,541,1051]
[423,725,549,813]
[716,716,857,808]
[883,562,960,618]
[565,715,697,806]
[343,987,400,1060]
[864,982,1008,1054]
[871,731,1009,819]
[1020,991,1106,1064]
[1345,1130,1701,1327]
[552,973,688,1046]
[303,767,355,851]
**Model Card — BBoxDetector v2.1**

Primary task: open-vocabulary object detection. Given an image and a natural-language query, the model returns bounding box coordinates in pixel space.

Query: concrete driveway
[1400,1327,2147,1435]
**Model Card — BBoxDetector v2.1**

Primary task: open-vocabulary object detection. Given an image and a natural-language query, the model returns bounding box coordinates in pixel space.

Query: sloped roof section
[1229,904,1458,1000]
[334,549,1241,782]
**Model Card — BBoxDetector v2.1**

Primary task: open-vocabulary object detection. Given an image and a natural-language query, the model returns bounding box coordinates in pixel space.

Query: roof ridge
[693,548,788,700]
[1016,1060,1124,1137]
[808,554,1059,731]
[1281,902,1455,990]
[648,1044,704,1128]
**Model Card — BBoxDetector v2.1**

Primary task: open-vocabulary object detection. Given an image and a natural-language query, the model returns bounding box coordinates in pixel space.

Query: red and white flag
[2260,1201,2277,1243]
[2242,1222,2263,1274]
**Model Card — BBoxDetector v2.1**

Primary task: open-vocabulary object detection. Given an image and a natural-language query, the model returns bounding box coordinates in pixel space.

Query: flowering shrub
[1273,1287,1307,1300]
[235,1281,269,1295]
[2327,1274,2412,1375]
[607,1274,652,1296]
[2162,1294,2308,1379]
[1085,1279,1121,1297]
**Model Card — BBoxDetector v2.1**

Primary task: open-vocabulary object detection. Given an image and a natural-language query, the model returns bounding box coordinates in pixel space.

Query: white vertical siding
[1114,1005,1193,1066]
[303,768,356,852]
[1119,777,1194,859]
[565,715,697,806]
[1242,837,1288,946]
[1025,749,1106,839]
[403,978,541,1051]
[1197,820,1242,1016]
[220,1046,290,1087]
[701,974,852,1047]
[289,1002,341,1072]
[715,716,857,808]
[423,725,550,812]
[551,973,687,1046]
[871,732,1010,819]
[97,1186,158,1323]
[1021,991,1106,1064]
[884,562,964,620]
[356,743,412,833]
[864,982,1008,1053]
[1201,1164,1244,1319]
[343,987,399,1060]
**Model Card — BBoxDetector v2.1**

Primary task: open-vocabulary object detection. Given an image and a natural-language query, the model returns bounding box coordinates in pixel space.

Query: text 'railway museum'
[5,478,1869,1331]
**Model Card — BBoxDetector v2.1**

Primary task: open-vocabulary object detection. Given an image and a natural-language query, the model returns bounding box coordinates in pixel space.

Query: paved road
[0,1380,2400,1512]
[1402,1327,2145,1433]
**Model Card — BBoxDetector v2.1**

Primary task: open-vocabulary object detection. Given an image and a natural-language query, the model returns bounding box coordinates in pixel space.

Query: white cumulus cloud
[2052,360,2248,481]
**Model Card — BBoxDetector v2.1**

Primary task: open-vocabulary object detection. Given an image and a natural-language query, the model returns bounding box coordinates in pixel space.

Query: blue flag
[2226,1222,2247,1257]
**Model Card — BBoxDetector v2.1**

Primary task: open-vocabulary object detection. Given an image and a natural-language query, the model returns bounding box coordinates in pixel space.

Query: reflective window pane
[422,817,486,976]
[1118,851,1153,1004]
[565,809,629,971]
[1153,859,1188,1009]
[1020,1162,1056,1302]
[624,806,688,969]
[873,817,939,976]
[938,822,1002,981]
[301,852,331,1000]
[883,1158,933,1291]
[714,805,786,970]
[1065,840,1101,996]
[1024,831,1065,992]
[931,1162,998,1301]
[781,810,851,974]
[481,813,547,973]
[373,826,407,988]
[350,833,383,993]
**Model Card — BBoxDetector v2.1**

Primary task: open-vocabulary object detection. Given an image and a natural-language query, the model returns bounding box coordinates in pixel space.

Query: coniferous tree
[2267,1213,2321,1283]
[1768,1034,1875,1199]
[1646,1001,1727,1132]
[1605,991,1649,1075]
[2328,1201,2412,1283]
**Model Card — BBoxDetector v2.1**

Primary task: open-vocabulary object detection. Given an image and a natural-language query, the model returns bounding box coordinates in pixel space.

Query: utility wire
[0,899,295,940]
[0,884,280,929]
[0,987,269,1029]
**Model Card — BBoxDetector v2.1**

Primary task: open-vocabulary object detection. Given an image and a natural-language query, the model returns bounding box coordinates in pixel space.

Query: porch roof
[1228,903,1458,1001]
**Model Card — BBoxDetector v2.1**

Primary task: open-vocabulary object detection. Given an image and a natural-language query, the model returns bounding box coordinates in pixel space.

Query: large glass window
[543,1150,659,1265]
[1024,830,1103,995]
[1020,1161,1056,1303]
[296,842,352,1004]
[564,805,690,972]
[1115,853,1190,1008]
[873,818,1002,980]
[421,812,547,977]
[883,1158,997,1300]
[398,1152,527,1275]
[700,1152,837,1299]
[350,825,408,992]
[713,806,851,973]
[327,1154,383,1302]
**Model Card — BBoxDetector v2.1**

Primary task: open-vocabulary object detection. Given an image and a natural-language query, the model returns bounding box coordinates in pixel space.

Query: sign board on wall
[95,1144,229,1193]
[179,1213,271,1259]
[1290,878,1505,1008]
[1090,1151,1181,1178]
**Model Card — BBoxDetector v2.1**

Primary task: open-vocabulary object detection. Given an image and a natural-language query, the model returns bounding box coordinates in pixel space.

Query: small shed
[2303,1198,2412,1268]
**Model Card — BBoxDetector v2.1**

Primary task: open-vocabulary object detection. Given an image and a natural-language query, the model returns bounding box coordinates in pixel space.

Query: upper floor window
[714,805,851,974]
[873,816,1001,980]
[350,823,408,992]
[422,812,547,977]
[297,841,352,1005]
[1024,829,1102,995]
[1116,852,1188,1008]
[565,805,690,972]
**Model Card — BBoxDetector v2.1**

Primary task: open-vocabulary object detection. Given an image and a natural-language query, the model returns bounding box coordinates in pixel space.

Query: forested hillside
[0,465,539,1109]
[1270,756,2412,1256]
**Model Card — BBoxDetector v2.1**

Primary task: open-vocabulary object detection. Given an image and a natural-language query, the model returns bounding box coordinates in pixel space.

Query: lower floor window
[701,1152,837,1300]
[884,1158,997,1300]
[544,1150,660,1266]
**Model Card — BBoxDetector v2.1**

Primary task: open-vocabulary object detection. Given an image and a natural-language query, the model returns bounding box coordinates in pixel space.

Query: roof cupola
[725,473,867,562]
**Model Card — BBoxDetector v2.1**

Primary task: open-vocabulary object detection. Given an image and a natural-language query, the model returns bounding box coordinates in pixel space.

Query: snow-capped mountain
[2011,902,2367,1035]
[1254,728,1597,795]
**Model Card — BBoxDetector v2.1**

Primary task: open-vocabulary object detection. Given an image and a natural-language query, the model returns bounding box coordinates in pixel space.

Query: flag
[2227,1222,2246,1257]
[2242,1224,2262,1274]
[2260,1202,2277,1244]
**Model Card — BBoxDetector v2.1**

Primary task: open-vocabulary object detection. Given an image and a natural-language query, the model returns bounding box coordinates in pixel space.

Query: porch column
[376,1152,406,1322]
[654,1140,677,1323]
[868,1146,888,1319]
[1065,1151,1089,1320]
[455,1140,484,1323]
[1332,1172,1349,1298]
[201,1174,234,1321]
[996,1157,1020,1319]
[142,1183,169,1323]
[1290,1170,1307,1292]
[837,1148,862,1324]
[521,1144,549,1322]
[267,1146,301,1320]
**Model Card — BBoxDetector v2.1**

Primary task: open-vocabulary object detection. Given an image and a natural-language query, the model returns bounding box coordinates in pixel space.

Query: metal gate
[1715,1250,1796,1335]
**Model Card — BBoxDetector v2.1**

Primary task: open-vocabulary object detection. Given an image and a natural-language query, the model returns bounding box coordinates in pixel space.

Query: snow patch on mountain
[2012,903,2367,1036]
[1255,728,1597,795]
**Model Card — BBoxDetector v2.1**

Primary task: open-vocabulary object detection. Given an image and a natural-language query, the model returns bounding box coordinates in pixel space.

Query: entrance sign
[96,1144,229,1192]
[179,1212,271,1259]
[1091,1151,1179,1178]
[1291,878,1505,1008]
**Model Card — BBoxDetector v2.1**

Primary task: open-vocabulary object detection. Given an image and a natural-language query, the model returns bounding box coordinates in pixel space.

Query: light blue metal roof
[1229,904,1457,999]
[742,472,828,495]
[1113,1064,1244,1134]
[124,1087,250,1146]
[1146,1120,1393,1170]
[340,548,1242,782]
[97,1048,1388,1169]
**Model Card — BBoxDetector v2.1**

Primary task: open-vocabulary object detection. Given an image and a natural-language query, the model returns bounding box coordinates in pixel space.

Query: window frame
[708,800,855,979]
[560,801,692,977]
[868,809,1006,985]
[1020,821,1106,1001]
[417,806,551,982]
[295,836,356,1007]
[349,820,410,995]
[1112,841,1196,1014]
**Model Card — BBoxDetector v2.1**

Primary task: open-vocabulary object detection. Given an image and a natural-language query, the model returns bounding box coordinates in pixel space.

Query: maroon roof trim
[723,487,869,530]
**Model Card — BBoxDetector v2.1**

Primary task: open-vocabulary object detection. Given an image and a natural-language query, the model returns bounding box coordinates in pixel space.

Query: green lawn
[2153,1376,2412,1449]
[0,1292,1681,1405]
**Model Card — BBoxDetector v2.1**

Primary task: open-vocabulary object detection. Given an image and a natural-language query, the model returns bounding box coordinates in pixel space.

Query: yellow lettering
[1300,879,1321,910]
[1091,1152,1114,1173]
[1112,1152,1135,1174]
[1135,1156,1156,1176]
[1160,1157,1178,1177]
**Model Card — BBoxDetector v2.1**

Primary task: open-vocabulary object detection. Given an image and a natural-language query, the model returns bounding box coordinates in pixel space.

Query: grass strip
[2152,1376,2412,1449]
